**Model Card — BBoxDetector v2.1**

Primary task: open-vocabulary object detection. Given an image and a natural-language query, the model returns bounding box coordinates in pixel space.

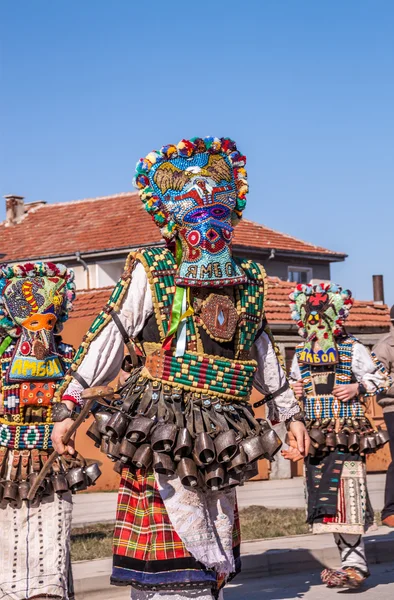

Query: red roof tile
[234,219,345,257]
[71,278,390,330]
[70,287,110,319]
[0,193,345,262]
[265,277,390,328]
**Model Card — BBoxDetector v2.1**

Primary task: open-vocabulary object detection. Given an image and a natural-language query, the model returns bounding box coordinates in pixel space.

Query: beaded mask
[134,137,248,287]
[289,283,353,365]
[0,262,75,381]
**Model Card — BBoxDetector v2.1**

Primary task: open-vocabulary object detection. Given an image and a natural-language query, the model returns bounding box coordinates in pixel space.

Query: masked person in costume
[0,262,101,600]
[52,136,309,600]
[284,283,391,590]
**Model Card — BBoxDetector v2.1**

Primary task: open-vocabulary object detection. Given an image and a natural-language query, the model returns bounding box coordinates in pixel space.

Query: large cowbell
[149,152,246,287]
[3,275,66,382]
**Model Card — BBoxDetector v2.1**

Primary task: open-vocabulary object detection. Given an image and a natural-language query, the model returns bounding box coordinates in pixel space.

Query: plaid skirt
[111,469,241,592]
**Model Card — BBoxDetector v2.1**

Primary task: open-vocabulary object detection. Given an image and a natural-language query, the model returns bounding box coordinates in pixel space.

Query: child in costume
[283,283,391,590]
[0,262,101,600]
[52,136,309,600]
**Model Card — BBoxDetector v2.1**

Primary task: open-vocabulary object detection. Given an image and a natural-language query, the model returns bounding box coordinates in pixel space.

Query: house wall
[62,317,122,492]
[64,251,333,291]
[71,264,90,289]
[262,258,331,281]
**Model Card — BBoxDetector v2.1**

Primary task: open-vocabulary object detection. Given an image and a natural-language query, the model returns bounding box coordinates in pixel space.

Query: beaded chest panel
[297,338,363,420]
[0,341,73,449]
[138,247,266,400]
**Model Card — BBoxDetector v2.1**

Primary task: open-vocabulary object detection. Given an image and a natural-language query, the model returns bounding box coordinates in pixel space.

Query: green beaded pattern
[137,247,177,339]
[234,257,266,355]
[138,248,266,352]
[155,350,256,400]
[186,315,197,348]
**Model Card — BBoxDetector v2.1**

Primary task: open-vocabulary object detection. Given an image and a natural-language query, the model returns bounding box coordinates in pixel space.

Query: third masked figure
[286,283,391,590]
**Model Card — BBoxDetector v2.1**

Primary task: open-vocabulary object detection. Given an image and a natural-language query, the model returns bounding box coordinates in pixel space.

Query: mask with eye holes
[0,262,75,381]
[134,137,249,287]
[289,283,354,365]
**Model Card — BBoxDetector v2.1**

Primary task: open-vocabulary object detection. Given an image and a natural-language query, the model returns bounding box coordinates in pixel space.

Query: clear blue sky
[1,1,393,304]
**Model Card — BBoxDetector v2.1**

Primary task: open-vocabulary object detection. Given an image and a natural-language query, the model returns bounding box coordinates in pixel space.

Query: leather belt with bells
[39,449,49,469]
[31,448,41,473]
[20,450,30,481]
[0,447,8,477]
[10,450,21,482]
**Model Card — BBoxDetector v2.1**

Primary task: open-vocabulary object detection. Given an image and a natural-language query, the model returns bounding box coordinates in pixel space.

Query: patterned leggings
[334,533,368,574]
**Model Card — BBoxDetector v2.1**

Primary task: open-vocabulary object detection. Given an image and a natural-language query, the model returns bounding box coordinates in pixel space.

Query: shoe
[382,515,394,527]
[321,567,369,589]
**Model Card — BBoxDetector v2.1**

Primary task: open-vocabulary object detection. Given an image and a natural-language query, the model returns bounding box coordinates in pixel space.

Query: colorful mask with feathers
[134,136,248,287]
[0,262,75,381]
[289,283,353,365]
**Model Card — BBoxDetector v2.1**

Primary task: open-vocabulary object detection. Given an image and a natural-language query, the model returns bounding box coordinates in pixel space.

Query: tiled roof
[71,287,110,319]
[0,193,345,262]
[265,277,390,328]
[233,219,345,257]
[71,279,390,330]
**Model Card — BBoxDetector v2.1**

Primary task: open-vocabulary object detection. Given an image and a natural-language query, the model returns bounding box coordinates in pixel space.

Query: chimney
[4,195,25,226]
[373,274,385,304]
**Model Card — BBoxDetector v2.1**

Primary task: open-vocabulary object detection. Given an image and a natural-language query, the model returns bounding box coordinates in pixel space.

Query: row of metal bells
[308,424,390,456]
[64,462,102,492]
[89,390,283,490]
[92,408,282,462]
[96,431,280,493]
[101,427,279,474]
[111,453,256,492]
[0,461,102,503]
[1,471,50,503]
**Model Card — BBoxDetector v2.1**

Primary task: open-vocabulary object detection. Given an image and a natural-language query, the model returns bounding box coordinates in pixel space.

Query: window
[96,260,125,288]
[288,267,312,284]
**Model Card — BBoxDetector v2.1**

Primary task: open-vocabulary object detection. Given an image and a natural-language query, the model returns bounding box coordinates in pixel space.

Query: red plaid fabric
[112,468,241,590]
[114,469,191,560]
[113,468,241,562]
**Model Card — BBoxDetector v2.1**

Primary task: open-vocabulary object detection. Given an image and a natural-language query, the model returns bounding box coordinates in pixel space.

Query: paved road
[89,562,394,600]
[235,473,385,511]
[224,562,394,600]
[73,474,386,526]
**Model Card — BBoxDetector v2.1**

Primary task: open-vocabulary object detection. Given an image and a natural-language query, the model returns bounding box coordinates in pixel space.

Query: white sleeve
[352,342,390,394]
[63,262,153,404]
[252,331,300,422]
[289,353,301,383]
